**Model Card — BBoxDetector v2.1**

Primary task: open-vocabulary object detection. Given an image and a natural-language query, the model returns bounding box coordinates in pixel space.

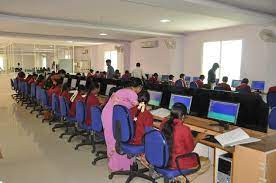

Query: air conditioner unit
[141,40,159,48]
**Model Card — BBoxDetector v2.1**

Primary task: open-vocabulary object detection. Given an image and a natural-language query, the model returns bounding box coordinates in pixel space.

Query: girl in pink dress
[102,78,143,172]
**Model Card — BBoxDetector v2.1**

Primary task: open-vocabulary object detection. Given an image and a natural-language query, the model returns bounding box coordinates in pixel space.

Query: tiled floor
[0,74,213,183]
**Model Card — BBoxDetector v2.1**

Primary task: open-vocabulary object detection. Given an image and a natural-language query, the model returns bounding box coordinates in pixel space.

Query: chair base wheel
[92,161,96,166]
[74,146,78,150]
[108,174,113,180]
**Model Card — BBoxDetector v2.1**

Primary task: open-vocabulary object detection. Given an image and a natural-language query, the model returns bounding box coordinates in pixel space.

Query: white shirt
[131,67,145,79]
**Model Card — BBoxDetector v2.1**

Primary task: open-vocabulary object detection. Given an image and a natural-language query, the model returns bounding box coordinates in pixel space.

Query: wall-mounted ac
[164,39,176,49]
[141,40,159,48]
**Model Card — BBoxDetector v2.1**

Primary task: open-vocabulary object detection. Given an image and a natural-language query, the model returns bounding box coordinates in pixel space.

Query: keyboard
[150,108,170,118]
[204,135,220,144]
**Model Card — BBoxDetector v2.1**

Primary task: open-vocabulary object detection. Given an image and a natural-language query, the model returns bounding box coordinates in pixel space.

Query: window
[42,56,47,68]
[0,56,4,70]
[202,40,242,83]
[104,51,117,71]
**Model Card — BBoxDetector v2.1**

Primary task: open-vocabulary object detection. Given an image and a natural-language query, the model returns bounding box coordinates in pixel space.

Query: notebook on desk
[150,108,170,119]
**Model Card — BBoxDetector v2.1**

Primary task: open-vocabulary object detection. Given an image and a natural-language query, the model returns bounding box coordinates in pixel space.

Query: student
[84,82,100,125]
[121,70,131,81]
[87,69,94,77]
[130,90,153,145]
[114,69,121,79]
[268,86,276,93]
[47,78,62,104]
[28,74,38,85]
[36,75,45,87]
[195,75,205,88]
[161,103,209,181]
[68,85,86,117]
[60,83,71,103]
[131,62,145,79]
[95,71,100,78]
[236,78,251,93]
[168,75,175,86]
[175,74,186,88]
[207,63,219,88]
[217,76,231,91]
[148,73,159,85]
[106,59,115,79]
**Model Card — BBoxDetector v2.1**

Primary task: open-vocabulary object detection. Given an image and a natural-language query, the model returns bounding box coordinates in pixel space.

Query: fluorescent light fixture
[67,41,73,43]
[160,19,171,23]
[99,33,108,36]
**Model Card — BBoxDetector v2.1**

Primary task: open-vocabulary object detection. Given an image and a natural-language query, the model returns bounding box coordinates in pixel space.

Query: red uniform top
[236,83,251,93]
[27,78,35,85]
[269,86,276,93]
[130,107,153,145]
[85,94,100,125]
[37,80,45,87]
[161,118,198,169]
[47,85,61,104]
[195,80,204,88]
[69,93,84,117]
[217,83,231,91]
[175,79,187,88]
[148,77,159,85]
[60,90,71,103]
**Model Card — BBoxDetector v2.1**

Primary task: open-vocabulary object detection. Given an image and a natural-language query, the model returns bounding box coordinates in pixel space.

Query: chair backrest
[144,128,169,168]
[267,92,276,108]
[91,106,103,132]
[214,86,224,91]
[52,93,59,113]
[36,86,41,101]
[190,81,198,89]
[59,96,70,117]
[40,89,49,106]
[31,83,36,97]
[112,105,135,143]
[13,79,18,90]
[76,101,86,123]
[269,107,276,129]
[10,79,14,89]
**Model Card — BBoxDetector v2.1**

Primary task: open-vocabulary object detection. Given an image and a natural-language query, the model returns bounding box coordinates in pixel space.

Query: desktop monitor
[251,81,265,91]
[193,77,199,81]
[148,90,162,107]
[79,80,86,86]
[161,75,170,82]
[215,79,219,84]
[105,84,116,96]
[231,80,241,88]
[169,94,193,114]
[185,76,191,82]
[62,77,68,85]
[208,100,240,125]
[70,79,77,89]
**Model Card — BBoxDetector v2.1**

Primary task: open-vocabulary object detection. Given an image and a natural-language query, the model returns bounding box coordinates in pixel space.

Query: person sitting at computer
[168,75,175,86]
[27,73,38,85]
[87,69,94,78]
[148,73,159,85]
[130,90,153,145]
[236,78,251,93]
[84,82,100,125]
[60,83,71,103]
[175,73,187,88]
[217,76,231,91]
[68,85,86,117]
[121,70,131,81]
[47,78,62,104]
[160,103,210,182]
[35,75,45,87]
[195,75,205,88]
[114,69,121,79]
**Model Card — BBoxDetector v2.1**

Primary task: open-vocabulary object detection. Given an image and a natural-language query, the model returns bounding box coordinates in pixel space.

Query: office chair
[30,85,43,114]
[269,107,276,129]
[190,81,198,89]
[267,92,276,108]
[26,83,36,109]
[49,93,61,125]
[39,89,52,121]
[109,105,155,183]
[91,106,107,165]
[144,128,201,183]
[52,96,76,132]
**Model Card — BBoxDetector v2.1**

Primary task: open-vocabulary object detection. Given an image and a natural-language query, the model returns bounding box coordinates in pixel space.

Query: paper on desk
[150,108,170,118]
[215,128,260,147]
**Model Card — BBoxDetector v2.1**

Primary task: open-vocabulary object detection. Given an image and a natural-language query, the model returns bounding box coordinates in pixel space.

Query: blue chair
[269,108,276,129]
[267,92,276,108]
[26,83,36,109]
[52,96,76,132]
[48,93,61,125]
[91,106,107,165]
[190,81,198,89]
[38,89,52,121]
[109,105,155,183]
[144,129,201,183]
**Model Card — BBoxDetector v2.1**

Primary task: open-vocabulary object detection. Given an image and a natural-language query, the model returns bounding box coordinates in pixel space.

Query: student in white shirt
[131,63,145,79]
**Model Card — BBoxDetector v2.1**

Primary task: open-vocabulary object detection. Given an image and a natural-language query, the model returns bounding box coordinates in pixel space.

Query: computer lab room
[1,0,276,183]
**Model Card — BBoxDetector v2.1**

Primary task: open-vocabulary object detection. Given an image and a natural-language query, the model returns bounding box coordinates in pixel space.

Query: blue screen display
[251,81,265,91]
[161,75,170,81]
[185,76,191,82]
[208,100,240,124]
[148,90,162,107]
[231,80,241,88]
[169,94,193,113]
[193,77,199,81]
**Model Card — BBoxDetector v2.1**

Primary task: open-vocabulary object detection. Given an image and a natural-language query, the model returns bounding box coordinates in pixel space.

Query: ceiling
[0,0,275,43]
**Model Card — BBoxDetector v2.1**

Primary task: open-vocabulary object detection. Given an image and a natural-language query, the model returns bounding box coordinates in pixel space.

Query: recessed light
[99,33,108,36]
[160,19,171,23]
[67,41,73,43]
[49,45,53,48]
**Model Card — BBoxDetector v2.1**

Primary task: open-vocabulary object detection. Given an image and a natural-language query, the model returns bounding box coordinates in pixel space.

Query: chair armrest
[175,152,201,176]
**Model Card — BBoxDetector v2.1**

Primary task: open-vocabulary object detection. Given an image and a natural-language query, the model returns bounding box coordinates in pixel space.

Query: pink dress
[102,88,138,172]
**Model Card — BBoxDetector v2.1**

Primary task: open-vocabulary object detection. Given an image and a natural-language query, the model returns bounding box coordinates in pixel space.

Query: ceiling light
[67,41,73,43]
[99,33,108,36]
[160,19,171,23]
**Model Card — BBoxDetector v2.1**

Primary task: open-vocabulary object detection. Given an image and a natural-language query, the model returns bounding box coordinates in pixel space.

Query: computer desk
[152,114,276,183]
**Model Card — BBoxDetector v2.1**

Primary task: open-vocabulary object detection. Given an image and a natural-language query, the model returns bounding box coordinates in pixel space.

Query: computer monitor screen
[251,81,265,91]
[169,94,193,114]
[193,77,199,81]
[185,76,191,82]
[62,77,68,84]
[148,90,162,107]
[161,75,170,81]
[79,80,86,86]
[208,100,240,124]
[71,79,77,89]
[105,84,116,96]
[215,79,219,84]
[231,80,241,88]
